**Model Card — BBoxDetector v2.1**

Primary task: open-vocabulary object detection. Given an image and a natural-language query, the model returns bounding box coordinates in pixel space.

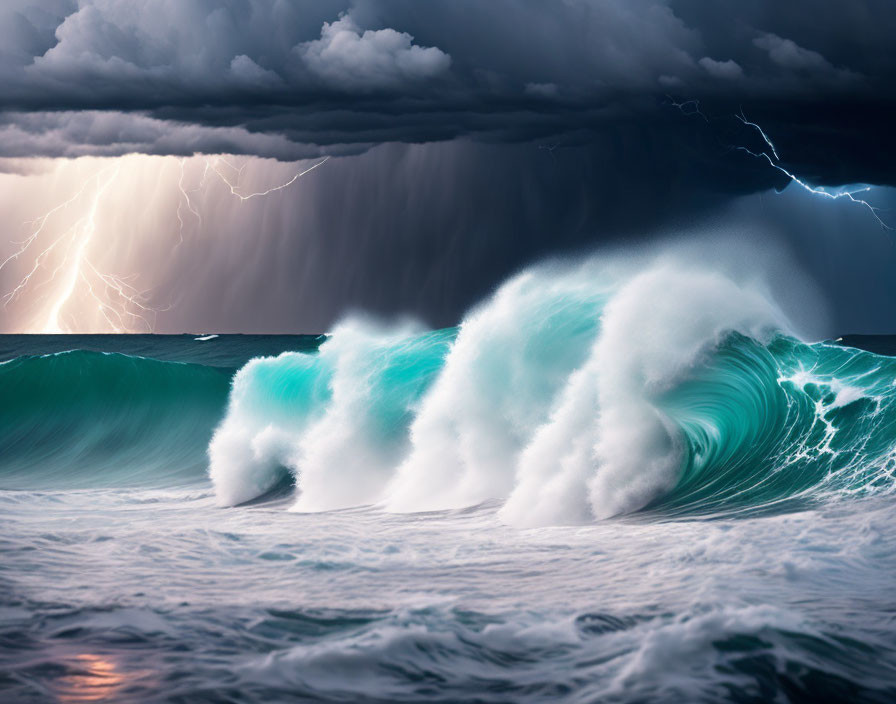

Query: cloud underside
[0,0,894,187]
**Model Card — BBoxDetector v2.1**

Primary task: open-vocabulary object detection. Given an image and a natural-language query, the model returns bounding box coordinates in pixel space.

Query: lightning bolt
[1,154,331,333]
[667,99,894,231]
[1,162,160,334]
[208,155,330,200]
[0,172,101,276]
[43,164,121,333]
[735,109,779,161]
[732,108,892,231]
[735,145,893,231]
[176,157,202,245]
[665,95,709,122]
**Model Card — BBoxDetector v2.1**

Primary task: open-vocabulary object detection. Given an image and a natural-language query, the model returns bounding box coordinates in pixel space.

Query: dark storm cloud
[0,0,894,189]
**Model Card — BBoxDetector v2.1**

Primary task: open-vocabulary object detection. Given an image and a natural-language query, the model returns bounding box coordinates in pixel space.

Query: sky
[0,0,894,334]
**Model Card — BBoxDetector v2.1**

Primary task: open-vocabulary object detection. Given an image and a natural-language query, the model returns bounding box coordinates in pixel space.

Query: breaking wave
[2,257,893,521]
[207,259,896,524]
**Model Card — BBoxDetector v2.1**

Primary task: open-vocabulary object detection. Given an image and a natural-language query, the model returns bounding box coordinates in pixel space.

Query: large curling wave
[208,258,896,525]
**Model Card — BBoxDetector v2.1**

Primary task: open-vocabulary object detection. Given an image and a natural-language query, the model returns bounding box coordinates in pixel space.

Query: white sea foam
[502,266,788,525]
[384,262,611,512]
[208,319,449,509]
[209,252,800,524]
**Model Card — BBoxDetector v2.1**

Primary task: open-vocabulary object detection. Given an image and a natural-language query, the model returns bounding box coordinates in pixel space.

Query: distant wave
[208,260,896,524]
[0,351,231,490]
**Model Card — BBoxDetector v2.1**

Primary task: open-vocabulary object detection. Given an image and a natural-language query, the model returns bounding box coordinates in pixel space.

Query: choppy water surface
[4,490,896,703]
[3,260,896,702]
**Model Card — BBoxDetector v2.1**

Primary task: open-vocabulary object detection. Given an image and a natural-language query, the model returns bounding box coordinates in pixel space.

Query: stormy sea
[3,260,896,703]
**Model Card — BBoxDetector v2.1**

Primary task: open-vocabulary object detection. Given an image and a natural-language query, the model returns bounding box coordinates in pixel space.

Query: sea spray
[206,257,896,523]
[208,320,453,508]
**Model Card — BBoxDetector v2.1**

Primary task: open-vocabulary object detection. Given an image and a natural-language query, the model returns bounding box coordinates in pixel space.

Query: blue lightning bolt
[734,145,893,231]
[735,108,779,161]
[667,99,894,231]
[665,95,709,122]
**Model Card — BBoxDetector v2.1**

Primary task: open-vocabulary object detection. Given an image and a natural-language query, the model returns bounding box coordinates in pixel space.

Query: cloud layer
[298,14,450,90]
[0,1,893,187]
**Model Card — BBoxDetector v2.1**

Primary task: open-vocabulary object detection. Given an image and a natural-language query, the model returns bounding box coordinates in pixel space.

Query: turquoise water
[3,330,896,516]
[3,263,896,702]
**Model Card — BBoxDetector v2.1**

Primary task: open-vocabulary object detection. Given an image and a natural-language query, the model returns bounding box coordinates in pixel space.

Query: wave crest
[207,259,896,524]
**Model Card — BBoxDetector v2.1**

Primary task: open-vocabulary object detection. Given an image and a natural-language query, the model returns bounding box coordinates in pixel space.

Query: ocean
[2,261,896,703]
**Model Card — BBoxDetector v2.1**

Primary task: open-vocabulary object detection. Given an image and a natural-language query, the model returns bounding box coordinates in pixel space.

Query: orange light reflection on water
[56,653,128,703]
